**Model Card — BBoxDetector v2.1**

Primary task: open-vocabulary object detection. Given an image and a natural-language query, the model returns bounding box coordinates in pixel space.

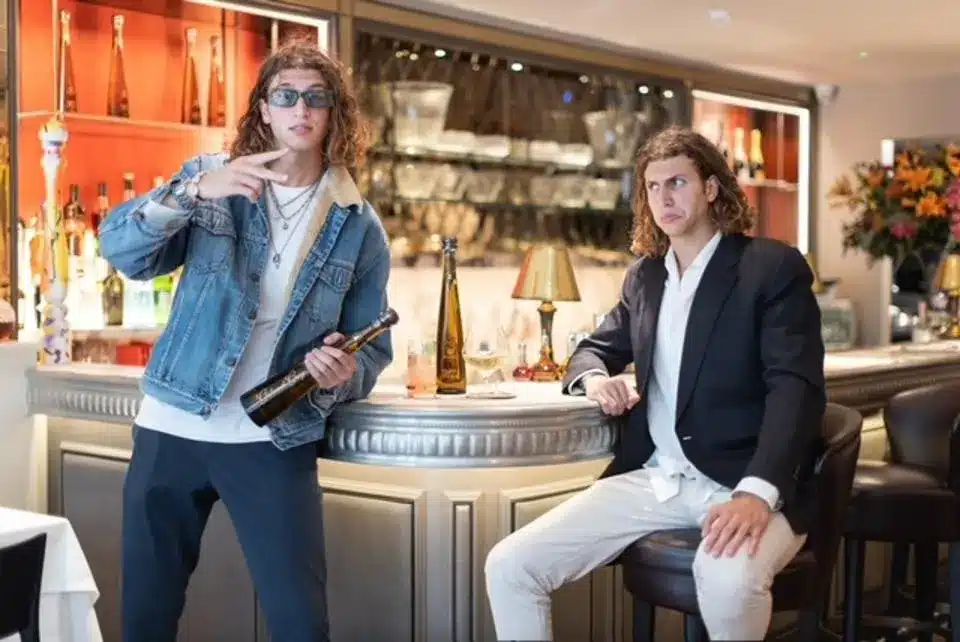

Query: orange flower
[950,157,960,177]
[896,152,913,169]
[886,181,905,200]
[915,191,947,218]
[896,166,933,192]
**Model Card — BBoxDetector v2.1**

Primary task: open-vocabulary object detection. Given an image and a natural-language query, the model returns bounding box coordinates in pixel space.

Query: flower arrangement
[828,144,960,268]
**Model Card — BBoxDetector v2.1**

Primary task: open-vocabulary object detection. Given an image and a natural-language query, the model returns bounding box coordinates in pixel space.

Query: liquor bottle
[181,28,202,125]
[435,237,466,394]
[207,35,226,127]
[91,182,108,239]
[59,11,78,113]
[531,327,561,382]
[748,128,766,181]
[240,307,400,426]
[62,184,85,256]
[102,267,124,326]
[511,341,533,381]
[107,15,130,117]
[732,127,750,182]
[122,173,135,201]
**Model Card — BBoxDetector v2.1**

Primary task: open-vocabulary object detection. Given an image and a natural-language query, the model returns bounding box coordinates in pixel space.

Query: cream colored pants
[484,468,806,641]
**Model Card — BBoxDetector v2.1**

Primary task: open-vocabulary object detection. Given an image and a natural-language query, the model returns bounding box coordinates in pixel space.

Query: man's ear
[705,175,719,203]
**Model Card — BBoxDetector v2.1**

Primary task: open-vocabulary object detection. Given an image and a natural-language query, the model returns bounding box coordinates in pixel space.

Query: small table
[0,507,102,642]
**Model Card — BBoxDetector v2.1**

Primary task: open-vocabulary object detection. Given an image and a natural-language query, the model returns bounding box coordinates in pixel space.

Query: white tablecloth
[0,507,102,642]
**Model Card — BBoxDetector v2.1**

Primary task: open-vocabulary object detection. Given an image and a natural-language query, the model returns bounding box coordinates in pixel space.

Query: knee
[484,533,544,594]
[692,549,769,602]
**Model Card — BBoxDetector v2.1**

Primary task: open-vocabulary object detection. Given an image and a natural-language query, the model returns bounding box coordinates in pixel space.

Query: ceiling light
[435,49,447,58]
[511,62,524,72]
[859,51,869,59]
[708,9,731,24]
[638,85,650,94]
[663,89,674,99]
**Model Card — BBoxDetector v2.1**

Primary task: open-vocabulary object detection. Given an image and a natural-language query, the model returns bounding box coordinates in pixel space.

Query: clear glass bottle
[106,15,130,117]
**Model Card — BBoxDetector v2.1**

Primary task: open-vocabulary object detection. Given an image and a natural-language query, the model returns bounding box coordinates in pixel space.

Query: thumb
[323,332,345,346]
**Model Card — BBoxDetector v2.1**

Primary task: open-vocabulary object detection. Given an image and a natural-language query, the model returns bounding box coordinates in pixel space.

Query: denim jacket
[98,153,393,450]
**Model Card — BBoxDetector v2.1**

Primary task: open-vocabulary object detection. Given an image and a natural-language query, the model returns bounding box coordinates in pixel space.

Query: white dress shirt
[573,231,780,509]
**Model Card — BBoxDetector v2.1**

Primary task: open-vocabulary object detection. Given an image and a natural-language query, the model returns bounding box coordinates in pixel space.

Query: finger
[747,521,769,558]
[241,148,290,165]
[318,349,352,384]
[713,519,743,558]
[238,165,288,183]
[625,387,641,408]
[702,507,719,537]
[705,514,733,554]
[304,352,330,386]
[232,173,263,194]
[724,523,751,557]
[608,382,629,408]
[321,346,352,369]
[323,332,346,346]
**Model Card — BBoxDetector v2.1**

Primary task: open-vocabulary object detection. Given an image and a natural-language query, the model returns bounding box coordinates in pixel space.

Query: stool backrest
[0,532,47,642]
[808,403,862,595]
[884,381,960,482]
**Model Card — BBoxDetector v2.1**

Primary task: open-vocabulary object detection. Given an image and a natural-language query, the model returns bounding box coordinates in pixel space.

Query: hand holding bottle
[197,149,290,202]
[304,332,358,389]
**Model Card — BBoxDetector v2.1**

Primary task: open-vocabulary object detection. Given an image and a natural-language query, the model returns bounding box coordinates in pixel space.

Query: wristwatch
[170,173,204,210]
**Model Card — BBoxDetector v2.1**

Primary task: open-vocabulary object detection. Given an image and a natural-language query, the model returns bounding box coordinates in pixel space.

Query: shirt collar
[665,231,723,281]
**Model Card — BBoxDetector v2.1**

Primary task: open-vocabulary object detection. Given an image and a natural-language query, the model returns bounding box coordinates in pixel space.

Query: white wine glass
[463,323,514,400]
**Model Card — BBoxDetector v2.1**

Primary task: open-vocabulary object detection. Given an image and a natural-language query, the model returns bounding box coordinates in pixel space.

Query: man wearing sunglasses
[98,40,392,642]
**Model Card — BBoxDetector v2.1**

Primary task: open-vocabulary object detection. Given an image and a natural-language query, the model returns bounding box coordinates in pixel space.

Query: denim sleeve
[311,216,393,408]
[98,154,224,280]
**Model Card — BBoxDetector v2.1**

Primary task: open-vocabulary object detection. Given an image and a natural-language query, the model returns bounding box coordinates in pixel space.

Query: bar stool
[620,403,862,642]
[0,532,47,642]
[840,382,960,642]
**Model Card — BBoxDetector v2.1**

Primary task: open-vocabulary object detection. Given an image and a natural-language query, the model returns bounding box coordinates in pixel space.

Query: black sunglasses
[267,87,335,109]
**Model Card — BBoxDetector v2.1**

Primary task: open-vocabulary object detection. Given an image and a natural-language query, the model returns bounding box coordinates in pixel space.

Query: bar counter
[24,342,960,642]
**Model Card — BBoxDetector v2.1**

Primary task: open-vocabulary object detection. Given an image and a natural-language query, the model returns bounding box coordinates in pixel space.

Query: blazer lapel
[675,235,741,422]
[633,258,666,390]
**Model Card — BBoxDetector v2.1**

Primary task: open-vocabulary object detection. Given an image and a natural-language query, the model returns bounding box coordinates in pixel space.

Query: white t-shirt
[135,180,324,443]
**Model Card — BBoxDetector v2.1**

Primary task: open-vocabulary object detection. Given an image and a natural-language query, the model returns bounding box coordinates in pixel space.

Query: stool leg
[632,598,655,642]
[683,614,709,642]
[887,542,911,614]
[949,542,960,642]
[914,542,938,642]
[842,537,865,642]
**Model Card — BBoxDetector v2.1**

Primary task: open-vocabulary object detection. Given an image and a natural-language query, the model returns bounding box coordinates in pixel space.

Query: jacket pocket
[308,260,354,324]
[185,207,236,274]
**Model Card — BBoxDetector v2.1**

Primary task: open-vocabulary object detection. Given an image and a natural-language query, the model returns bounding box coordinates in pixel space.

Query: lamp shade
[936,253,960,293]
[511,245,581,302]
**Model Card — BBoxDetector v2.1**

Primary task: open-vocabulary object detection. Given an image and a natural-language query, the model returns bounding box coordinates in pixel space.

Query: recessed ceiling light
[708,9,731,24]
[859,51,869,59]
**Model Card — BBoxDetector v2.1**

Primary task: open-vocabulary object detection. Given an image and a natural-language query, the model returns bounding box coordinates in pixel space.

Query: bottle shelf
[371,145,630,176]
[18,111,229,138]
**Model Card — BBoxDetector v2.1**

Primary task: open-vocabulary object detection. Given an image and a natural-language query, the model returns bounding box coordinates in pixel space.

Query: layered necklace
[263,178,321,268]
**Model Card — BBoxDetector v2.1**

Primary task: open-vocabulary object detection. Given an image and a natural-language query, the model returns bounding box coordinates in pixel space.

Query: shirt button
[226,357,237,367]
[133,211,144,221]
[250,273,260,283]
[247,310,257,320]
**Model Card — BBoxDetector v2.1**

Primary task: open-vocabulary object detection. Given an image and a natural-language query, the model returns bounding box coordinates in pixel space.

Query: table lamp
[511,244,581,381]
[936,253,960,338]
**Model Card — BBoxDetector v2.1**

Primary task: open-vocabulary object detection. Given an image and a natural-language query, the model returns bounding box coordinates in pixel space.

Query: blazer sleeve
[561,261,640,395]
[744,247,827,505]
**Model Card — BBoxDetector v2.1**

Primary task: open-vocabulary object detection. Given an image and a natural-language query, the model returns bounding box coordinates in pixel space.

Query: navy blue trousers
[121,426,328,642]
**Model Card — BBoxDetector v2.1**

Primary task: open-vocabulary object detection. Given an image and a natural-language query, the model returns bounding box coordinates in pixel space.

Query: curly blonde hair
[230,40,370,178]
[631,126,754,258]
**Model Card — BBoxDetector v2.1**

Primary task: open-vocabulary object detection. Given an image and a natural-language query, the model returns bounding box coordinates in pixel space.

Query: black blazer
[562,233,826,534]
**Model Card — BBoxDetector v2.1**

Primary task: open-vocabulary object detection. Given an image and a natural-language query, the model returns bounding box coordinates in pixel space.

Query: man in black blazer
[484,126,826,641]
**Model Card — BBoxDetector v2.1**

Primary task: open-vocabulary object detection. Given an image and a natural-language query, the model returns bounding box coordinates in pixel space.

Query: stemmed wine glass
[463,321,514,400]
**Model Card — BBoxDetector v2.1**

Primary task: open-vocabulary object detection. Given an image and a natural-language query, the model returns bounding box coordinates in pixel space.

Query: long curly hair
[230,40,370,178]
[631,126,754,258]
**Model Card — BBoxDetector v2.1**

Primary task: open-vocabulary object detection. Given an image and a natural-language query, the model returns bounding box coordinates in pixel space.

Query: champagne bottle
[59,11,78,113]
[207,35,226,127]
[732,127,749,182]
[241,307,399,426]
[435,237,466,394]
[181,28,202,125]
[748,128,766,181]
[106,15,130,117]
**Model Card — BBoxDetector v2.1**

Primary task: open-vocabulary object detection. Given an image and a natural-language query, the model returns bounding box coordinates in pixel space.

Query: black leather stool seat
[620,528,818,614]
[845,460,957,542]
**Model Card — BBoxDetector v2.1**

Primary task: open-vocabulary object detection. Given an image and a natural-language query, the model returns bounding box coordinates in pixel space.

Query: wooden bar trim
[351,0,812,105]
[272,0,340,13]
